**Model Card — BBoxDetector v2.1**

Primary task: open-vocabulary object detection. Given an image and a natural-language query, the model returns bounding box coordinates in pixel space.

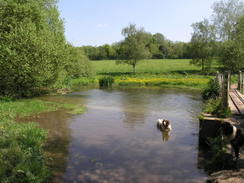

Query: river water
[22,88,208,183]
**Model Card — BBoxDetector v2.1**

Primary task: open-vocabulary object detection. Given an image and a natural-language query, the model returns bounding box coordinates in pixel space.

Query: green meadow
[87,59,213,89]
[91,59,201,75]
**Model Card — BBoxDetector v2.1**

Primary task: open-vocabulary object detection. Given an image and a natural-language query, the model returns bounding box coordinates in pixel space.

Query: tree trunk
[132,64,136,74]
[202,59,205,73]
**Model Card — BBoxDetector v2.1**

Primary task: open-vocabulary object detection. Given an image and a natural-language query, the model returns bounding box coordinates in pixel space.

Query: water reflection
[120,89,149,127]
[20,88,208,183]
[161,130,171,142]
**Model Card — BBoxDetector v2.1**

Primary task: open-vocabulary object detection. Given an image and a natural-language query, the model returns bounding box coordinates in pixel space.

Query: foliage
[202,78,220,100]
[212,0,244,41]
[0,98,88,182]
[69,77,96,90]
[0,0,91,97]
[0,99,55,183]
[189,0,244,73]
[0,121,49,183]
[218,15,244,72]
[53,45,93,89]
[81,44,117,60]
[82,34,191,61]
[203,98,231,118]
[65,46,92,78]
[189,19,216,72]
[0,0,65,97]
[116,24,151,74]
[219,40,244,72]
[204,136,235,173]
[99,76,114,88]
[116,77,208,89]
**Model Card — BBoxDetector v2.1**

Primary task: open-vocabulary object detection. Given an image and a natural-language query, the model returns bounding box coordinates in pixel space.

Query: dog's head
[162,120,171,129]
[220,122,234,136]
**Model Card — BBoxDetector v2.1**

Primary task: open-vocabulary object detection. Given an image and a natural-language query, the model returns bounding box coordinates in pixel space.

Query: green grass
[91,59,202,75]
[87,59,214,89]
[0,99,51,183]
[0,98,86,183]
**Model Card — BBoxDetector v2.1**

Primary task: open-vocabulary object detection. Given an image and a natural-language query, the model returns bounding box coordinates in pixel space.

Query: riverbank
[0,97,86,182]
[66,74,210,92]
[53,59,213,93]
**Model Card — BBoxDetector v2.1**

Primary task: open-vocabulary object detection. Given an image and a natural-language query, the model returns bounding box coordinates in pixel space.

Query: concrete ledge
[199,113,234,146]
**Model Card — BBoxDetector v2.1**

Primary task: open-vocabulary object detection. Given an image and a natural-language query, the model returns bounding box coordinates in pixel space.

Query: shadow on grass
[97,72,135,76]
[170,70,217,76]
[98,70,206,76]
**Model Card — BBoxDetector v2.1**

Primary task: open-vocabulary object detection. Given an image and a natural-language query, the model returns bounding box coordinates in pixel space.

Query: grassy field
[91,59,202,75]
[87,59,213,89]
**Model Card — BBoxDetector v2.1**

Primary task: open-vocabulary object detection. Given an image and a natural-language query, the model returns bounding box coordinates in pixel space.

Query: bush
[203,98,231,118]
[202,78,220,100]
[0,1,92,97]
[69,78,96,90]
[99,76,114,88]
[0,0,67,97]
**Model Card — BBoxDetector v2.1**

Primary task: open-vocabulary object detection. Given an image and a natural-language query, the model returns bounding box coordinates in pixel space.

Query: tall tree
[189,19,216,72]
[0,0,91,97]
[212,0,244,41]
[117,24,151,74]
[0,0,65,96]
[219,15,244,72]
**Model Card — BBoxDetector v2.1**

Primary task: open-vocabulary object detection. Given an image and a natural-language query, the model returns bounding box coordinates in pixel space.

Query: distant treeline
[81,34,192,60]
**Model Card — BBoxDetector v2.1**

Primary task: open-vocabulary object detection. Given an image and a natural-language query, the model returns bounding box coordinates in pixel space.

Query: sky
[58,0,216,46]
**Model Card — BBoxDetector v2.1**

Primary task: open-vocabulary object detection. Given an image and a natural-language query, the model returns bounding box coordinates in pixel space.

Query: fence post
[238,71,242,91]
[241,72,244,94]
[221,71,230,109]
[217,71,223,97]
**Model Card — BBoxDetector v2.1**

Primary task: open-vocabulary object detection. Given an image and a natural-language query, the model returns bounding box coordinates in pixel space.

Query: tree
[0,0,66,97]
[212,0,244,41]
[0,0,91,97]
[189,19,216,72]
[219,15,244,72]
[150,33,166,59]
[117,24,151,74]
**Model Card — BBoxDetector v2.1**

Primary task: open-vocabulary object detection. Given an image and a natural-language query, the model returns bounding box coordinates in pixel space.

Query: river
[22,88,208,183]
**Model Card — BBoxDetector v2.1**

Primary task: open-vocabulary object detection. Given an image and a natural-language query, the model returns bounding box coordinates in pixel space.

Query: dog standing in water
[157,119,172,131]
[157,119,172,141]
[220,122,244,159]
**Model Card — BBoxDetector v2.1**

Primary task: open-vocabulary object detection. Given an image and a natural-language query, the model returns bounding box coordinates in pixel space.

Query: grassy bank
[68,59,213,90]
[0,98,85,183]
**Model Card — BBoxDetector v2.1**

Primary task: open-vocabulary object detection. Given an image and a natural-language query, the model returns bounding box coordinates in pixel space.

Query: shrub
[0,1,92,97]
[70,78,96,88]
[203,98,231,118]
[202,78,220,100]
[99,76,114,88]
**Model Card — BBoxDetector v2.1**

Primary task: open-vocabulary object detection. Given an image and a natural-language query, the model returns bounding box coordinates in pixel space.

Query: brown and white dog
[157,119,172,131]
[220,122,244,159]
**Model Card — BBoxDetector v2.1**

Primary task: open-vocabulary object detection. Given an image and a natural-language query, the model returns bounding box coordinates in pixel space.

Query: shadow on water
[19,88,208,183]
